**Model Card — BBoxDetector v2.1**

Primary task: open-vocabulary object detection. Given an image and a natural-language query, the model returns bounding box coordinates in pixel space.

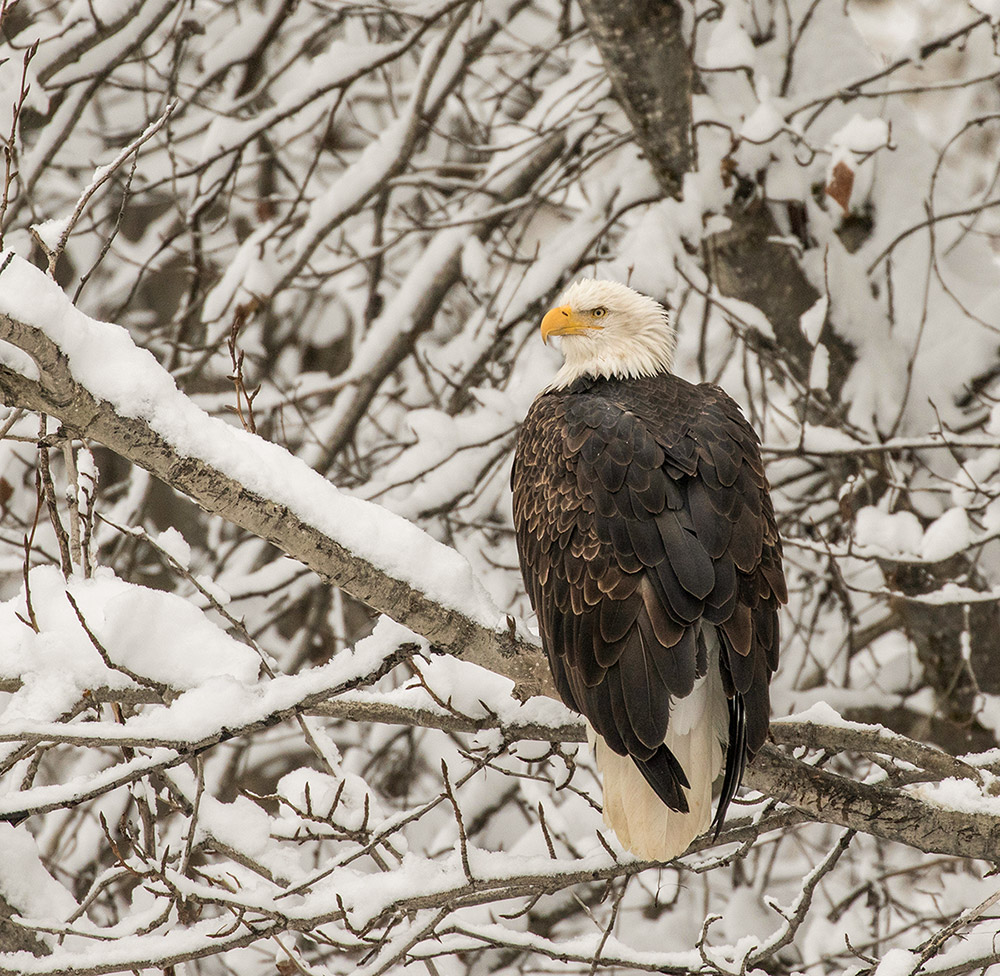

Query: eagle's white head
[541,279,675,390]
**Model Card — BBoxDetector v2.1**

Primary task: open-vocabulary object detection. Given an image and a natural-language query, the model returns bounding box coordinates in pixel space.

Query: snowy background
[1,0,1000,972]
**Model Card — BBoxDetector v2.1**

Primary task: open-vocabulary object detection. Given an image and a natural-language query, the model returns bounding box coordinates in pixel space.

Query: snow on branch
[6,0,1000,969]
[0,245,999,863]
[0,251,551,698]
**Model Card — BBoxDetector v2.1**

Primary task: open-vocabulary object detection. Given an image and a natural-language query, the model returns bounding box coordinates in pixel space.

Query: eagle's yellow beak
[540,305,602,344]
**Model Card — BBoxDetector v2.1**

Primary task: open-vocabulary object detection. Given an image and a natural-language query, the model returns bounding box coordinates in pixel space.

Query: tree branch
[576,0,690,199]
[576,1,853,392]
[1,254,998,865]
[747,746,1000,863]
[0,253,553,699]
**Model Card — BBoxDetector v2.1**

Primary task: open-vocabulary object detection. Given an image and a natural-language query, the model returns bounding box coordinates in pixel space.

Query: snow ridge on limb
[0,252,552,698]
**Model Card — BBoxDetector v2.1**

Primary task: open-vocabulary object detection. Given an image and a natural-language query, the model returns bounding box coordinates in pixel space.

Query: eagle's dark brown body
[512,371,785,852]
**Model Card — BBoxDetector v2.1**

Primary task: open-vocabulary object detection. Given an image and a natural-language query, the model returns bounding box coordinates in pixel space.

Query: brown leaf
[720,155,737,188]
[826,159,854,214]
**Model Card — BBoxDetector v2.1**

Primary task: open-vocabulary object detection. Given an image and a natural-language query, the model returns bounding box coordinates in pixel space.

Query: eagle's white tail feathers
[591,636,730,861]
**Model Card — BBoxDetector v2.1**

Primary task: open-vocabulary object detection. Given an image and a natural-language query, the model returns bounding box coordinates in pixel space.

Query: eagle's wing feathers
[512,373,784,838]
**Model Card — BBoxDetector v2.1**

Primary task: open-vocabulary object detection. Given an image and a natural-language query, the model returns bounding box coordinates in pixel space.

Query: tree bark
[576,0,853,392]
[0,896,50,956]
[749,745,1000,863]
[0,295,554,702]
[577,0,691,199]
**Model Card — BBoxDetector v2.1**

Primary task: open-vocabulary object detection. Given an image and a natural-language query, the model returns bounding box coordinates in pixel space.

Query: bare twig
[0,40,36,250]
[29,102,176,275]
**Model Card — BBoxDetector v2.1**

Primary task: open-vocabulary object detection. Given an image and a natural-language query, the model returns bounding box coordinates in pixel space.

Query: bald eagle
[511,279,785,860]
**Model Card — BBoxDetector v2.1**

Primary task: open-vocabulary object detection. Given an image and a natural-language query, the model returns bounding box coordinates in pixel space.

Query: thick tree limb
[576,0,690,198]
[0,896,50,957]
[0,259,553,700]
[748,747,1000,863]
[576,1,852,391]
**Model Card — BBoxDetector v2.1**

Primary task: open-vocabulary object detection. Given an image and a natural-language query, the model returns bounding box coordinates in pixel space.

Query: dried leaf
[826,159,854,214]
[720,155,737,188]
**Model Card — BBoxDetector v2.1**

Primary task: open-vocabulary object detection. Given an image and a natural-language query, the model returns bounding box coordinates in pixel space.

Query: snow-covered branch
[3,0,1000,972]
[0,252,551,698]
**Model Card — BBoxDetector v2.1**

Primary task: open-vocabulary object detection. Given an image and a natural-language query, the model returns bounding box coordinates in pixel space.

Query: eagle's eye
[590,307,608,318]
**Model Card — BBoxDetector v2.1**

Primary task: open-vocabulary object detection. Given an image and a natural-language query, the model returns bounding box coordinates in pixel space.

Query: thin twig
[29,102,176,275]
[0,40,36,249]
[65,590,169,695]
[36,416,72,577]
